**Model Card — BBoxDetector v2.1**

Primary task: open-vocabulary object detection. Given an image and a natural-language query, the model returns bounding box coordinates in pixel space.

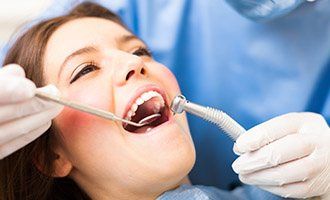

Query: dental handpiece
[170,94,246,141]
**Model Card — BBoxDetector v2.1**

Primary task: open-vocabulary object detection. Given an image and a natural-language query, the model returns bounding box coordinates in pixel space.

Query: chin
[145,123,196,186]
[139,143,195,195]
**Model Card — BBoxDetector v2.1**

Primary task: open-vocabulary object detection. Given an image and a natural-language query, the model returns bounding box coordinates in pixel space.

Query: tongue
[134,125,153,133]
[131,97,162,123]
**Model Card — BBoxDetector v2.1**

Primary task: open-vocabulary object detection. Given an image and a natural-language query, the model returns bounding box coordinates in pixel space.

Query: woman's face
[43,17,195,199]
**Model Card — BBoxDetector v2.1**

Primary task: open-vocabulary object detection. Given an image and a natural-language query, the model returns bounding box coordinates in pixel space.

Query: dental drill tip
[170,94,187,114]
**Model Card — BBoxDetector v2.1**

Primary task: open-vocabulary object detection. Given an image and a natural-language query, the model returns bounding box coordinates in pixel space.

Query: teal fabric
[157,184,288,200]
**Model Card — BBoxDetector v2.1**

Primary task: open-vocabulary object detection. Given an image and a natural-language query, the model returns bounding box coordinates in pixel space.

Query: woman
[0,2,198,199]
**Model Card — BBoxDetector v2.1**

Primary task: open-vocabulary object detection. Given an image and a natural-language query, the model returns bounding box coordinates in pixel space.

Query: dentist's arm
[232,112,330,199]
[0,64,63,159]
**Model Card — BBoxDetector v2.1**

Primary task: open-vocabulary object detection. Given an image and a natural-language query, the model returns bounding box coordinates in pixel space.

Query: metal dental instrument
[138,113,161,124]
[170,94,246,141]
[36,91,160,127]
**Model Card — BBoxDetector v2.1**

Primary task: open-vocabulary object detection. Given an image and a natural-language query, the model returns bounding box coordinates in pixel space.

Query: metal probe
[170,94,246,140]
[36,91,160,127]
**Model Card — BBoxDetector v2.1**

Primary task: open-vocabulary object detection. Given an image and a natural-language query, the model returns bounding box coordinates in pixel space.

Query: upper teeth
[125,91,165,121]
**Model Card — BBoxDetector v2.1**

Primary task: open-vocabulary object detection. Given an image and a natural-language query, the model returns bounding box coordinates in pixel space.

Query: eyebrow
[58,46,98,79]
[117,34,140,44]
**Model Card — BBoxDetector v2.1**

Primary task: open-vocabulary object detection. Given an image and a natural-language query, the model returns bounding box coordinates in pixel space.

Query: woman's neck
[74,173,191,200]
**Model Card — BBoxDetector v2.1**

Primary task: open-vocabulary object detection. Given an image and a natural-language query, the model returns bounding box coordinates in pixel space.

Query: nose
[113,54,147,86]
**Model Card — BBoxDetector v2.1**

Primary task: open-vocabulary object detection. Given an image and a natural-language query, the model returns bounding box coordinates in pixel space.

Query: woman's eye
[133,47,152,57]
[70,64,99,84]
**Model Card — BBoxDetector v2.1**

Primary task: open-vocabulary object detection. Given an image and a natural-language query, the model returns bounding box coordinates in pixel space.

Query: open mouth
[123,89,170,133]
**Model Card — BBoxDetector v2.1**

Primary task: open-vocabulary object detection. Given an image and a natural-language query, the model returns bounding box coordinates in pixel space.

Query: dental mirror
[138,113,161,125]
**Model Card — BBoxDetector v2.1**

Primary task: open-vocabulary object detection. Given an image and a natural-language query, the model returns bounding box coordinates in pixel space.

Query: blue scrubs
[157,184,284,200]
[1,0,329,198]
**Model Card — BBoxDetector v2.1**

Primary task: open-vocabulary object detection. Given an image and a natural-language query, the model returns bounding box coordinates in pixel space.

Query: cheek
[153,64,181,95]
[55,88,111,139]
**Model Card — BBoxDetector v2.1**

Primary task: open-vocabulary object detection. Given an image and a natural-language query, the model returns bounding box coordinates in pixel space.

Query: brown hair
[1,2,125,199]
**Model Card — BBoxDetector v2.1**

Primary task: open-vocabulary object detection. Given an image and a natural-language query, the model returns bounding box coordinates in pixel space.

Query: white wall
[0,0,52,46]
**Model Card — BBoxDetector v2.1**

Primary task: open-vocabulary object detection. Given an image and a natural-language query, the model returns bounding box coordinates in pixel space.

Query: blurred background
[0,0,52,47]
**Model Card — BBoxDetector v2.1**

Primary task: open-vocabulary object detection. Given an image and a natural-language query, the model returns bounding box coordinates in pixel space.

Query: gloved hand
[232,112,330,199]
[0,64,63,159]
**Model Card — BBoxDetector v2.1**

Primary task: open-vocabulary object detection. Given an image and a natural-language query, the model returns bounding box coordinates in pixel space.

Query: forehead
[45,17,131,55]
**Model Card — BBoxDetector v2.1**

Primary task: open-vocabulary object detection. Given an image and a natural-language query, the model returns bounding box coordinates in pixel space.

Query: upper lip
[122,84,168,119]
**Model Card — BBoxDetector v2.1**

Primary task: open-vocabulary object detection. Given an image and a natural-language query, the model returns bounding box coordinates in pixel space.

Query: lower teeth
[147,128,152,132]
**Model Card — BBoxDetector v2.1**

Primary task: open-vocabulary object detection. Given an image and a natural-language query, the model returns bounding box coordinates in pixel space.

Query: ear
[51,146,73,177]
[34,145,73,177]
